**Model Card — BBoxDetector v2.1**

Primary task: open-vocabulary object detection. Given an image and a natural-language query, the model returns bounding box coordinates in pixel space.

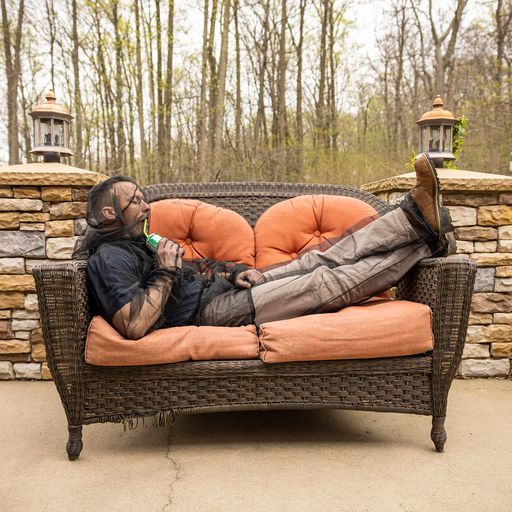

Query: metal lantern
[416,95,455,168]
[29,90,73,163]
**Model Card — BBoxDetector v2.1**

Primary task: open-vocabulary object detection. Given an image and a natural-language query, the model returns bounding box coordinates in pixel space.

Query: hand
[235,269,264,289]
[156,238,184,270]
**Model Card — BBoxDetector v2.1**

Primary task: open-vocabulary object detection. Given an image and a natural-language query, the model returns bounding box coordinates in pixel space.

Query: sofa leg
[431,416,447,453]
[67,425,83,461]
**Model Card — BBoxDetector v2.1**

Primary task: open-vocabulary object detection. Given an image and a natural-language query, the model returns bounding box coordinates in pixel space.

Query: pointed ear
[102,205,117,222]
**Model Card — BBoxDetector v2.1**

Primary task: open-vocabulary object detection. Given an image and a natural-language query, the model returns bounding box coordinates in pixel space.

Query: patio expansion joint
[162,429,183,512]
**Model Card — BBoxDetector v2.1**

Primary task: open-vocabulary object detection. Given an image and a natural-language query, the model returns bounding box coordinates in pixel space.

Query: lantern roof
[29,90,73,120]
[416,95,455,125]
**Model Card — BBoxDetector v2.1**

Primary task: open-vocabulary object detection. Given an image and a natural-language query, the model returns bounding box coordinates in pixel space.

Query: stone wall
[362,169,512,378]
[0,163,105,380]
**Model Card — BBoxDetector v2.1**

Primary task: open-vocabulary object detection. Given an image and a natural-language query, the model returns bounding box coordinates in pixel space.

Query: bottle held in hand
[143,219,162,254]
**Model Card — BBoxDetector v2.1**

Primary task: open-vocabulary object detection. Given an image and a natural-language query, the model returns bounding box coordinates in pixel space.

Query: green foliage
[446,116,469,170]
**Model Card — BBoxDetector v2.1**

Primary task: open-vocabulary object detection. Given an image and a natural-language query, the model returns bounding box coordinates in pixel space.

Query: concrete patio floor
[1,379,511,512]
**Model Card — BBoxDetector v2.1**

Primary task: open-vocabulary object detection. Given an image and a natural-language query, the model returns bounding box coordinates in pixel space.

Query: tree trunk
[71,0,83,167]
[197,0,210,179]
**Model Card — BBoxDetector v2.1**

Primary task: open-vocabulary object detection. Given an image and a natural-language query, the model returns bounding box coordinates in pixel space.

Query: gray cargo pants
[199,201,439,327]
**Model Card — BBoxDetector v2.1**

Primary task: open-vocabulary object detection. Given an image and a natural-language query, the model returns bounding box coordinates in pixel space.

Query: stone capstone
[0,275,36,292]
[49,202,87,220]
[446,206,477,227]
[478,205,512,226]
[494,313,512,324]
[442,193,498,206]
[0,292,25,309]
[13,363,41,380]
[495,278,512,292]
[0,339,30,353]
[491,343,512,358]
[474,241,497,253]
[0,231,45,258]
[470,253,512,266]
[459,358,510,378]
[454,226,497,241]
[45,220,74,237]
[41,187,72,202]
[474,267,495,292]
[0,320,13,337]
[466,324,512,343]
[0,258,25,274]
[495,266,512,277]
[46,237,79,259]
[0,198,43,212]
[462,343,489,358]
[468,312,493,325]
[0,361,14,379]
[471,292,512,313]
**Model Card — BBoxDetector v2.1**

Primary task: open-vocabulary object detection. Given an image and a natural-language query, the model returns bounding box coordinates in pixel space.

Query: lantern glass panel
[64,121,69,147]
[443,126,453,152]
[53,120,64,146]
[429,126,440,151]
[420,127,428,152]
[41,119,52,146]
[33,119,40,147]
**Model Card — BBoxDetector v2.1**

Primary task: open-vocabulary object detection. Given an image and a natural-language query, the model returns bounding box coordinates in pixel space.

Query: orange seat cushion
[85,316,259,366]
[258,299,433,363]
[149,198,255,266]
[254,194,379,268]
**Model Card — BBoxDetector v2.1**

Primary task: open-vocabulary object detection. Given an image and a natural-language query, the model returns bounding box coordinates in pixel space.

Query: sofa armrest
[396,256,476,415]
[33,260,91,426]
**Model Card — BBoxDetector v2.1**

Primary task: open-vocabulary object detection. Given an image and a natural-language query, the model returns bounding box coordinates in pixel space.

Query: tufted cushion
[149,198,255,266]
[259,298,434,363]
[85,315,259,366]
[254,195,379,268]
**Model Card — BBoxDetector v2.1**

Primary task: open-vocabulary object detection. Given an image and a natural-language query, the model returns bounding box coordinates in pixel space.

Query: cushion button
[185,238,192,245]
[314,230,321,237]
[291,252,297,259]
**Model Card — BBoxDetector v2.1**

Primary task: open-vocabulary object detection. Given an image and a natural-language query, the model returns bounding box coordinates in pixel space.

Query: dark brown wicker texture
[33,182,476,460]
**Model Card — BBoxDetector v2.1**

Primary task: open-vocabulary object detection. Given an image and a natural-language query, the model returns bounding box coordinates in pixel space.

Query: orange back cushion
[254,195,379,268]
[149,198,255,266]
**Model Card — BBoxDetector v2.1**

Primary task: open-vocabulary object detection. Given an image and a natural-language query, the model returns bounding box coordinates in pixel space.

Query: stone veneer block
[31,343,46,362]
[0,361,14,379]
[13,363,41,380]
[0,319,13,337]
[24,259,54,273]
[491,343,512,358]
[19,222,45,231]
[14,331,30,339]
[466,324,512,343]
[478,205,512,226]
[11,319,39,331]
[498,225,512,239]
[41,187,72,202]
[0,275,36,292]
[71,188,90,201]
[446,206,476,227]
[0,310,11,319]
[50,202,87,220]
[12,309,39,319]
[45,220,74,237]
[495,266,512,277]
[46,237,79,259]
[0,212,20,230]
[24,293,38,311]
[468,312,493,325]
[499,193,512,204]
[462,343,489,358]
[0,187,12,198]
[0,258,25,274]
[41,362,52,380]
[19,212,50,222]
[13,187,41,199]
[459,359,510,378]
[471,292,512,313]
[0,339,30,353]
[474,267,495,292]
[0,198,43,212]
[456,241,474,253]
[442,193,497,206]
[30,328,43,345]
[454,226,497,241]
[498,240,512,252]
[0,292,25,309]
[470,253,512,266]
[0,231,45,258]
[474,241,497,252]
[494,277,512,292]
[494,313,512,324]
[6,354,31,363]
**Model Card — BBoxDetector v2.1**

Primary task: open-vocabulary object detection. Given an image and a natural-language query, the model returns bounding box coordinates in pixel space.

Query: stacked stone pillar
[0,163,106,380]
[362,169,512,378]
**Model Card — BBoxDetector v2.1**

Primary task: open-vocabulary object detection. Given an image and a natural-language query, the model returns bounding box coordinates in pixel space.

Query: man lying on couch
[77,154,453,340]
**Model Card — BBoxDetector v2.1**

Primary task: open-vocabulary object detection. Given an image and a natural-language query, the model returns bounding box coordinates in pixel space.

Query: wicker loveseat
[34,182,476,460]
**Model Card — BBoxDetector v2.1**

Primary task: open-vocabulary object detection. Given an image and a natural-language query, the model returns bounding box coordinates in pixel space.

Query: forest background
[1,0,511,186]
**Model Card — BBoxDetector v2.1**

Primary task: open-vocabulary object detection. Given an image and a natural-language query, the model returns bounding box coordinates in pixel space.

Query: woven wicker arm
[33,261,90,431]
[396,257,476,417]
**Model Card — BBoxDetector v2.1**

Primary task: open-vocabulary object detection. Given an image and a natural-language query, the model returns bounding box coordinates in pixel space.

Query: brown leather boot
[411,153,443,233]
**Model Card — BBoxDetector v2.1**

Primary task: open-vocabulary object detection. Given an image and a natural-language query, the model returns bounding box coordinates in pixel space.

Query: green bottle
[143,219,162,254]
